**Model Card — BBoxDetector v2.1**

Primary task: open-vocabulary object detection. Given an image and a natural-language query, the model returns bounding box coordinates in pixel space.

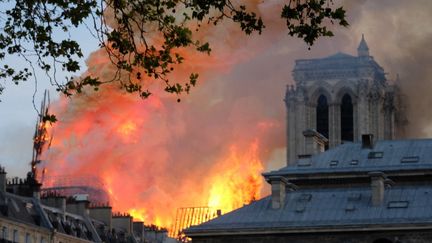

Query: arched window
[316,95,329,138]
[372,238,393,243]
[340,94,354,142]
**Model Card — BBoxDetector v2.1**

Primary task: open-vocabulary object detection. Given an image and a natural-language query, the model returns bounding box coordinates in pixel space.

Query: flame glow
[207,140,263,212]
[39,1,287,236]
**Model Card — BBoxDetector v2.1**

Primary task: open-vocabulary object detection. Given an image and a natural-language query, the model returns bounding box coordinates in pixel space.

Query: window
[1,226,8,240]
[401,156,419,163]
[329,160,339,166]
[340,94,354,142]
[368,151,384,159]
[25,233,32,243]
[348,193,362,201]
[316,95,329,139]
[12,229,18,243]
[350,160,359,165]
[387,201,409,209]
[345,204,355,212]
[297,159,311,167]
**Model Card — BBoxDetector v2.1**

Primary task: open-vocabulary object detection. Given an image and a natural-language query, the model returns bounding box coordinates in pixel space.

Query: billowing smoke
[41,1,288,228]
[40,0,432,229]
[343,0,432,137]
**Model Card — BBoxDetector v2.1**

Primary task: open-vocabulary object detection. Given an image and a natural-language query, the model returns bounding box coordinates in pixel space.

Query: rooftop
[186,138,432,236]
[265,139,432,177]
[292,37,385,82]
[187,185,432,235]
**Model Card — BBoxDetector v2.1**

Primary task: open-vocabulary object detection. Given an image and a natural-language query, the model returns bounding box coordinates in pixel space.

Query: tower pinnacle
[357,34,369,57]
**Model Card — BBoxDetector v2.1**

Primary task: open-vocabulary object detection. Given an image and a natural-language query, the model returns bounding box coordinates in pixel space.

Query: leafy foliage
[281,0,348,47]
[0,0,348,100]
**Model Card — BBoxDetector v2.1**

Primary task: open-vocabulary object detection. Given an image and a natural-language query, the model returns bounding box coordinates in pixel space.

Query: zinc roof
[187,185,432,234]
[266,139,432,176]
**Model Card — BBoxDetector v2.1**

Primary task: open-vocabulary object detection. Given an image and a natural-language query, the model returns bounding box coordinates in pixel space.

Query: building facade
[0,168,168,243]
[286,36,402,164]
[185,38,431,243]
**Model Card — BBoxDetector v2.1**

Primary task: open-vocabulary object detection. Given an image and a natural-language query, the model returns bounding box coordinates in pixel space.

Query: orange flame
[41,99,267,232]
[38,1,287,236]
[207,140,263,213]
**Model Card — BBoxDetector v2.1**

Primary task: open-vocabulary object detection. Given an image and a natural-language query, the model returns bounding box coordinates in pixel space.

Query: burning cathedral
[185,37,432,243]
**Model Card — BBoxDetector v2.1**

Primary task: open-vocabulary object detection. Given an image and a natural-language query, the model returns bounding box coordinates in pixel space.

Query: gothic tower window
[316,95,329,138]
[341,94,354,142]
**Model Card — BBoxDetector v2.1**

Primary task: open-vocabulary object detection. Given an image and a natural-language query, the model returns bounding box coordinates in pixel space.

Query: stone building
[0,167,168,243]
[286,35,401,163]
[184,38,432,243]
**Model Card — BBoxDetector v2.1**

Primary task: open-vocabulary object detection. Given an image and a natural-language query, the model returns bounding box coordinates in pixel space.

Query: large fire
[207,140,263,212]
[43,90,266,228]
[39,1,286,236]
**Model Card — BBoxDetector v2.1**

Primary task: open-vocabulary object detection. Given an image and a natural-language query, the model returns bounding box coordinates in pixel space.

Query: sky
[1,0,432,179]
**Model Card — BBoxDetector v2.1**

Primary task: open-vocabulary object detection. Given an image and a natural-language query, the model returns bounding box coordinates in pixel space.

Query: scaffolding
[31,90,53,183]
[170,206,221,240]
[41,175,110,203]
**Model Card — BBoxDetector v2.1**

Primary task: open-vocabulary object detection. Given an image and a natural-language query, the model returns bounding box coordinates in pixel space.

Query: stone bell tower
[285,35,402,164]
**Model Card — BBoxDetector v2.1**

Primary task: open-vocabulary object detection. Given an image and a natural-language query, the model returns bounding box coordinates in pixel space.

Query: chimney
[268,176,297,209]
[369,172,385,206]
[302,129,328,156]
[33,189,41,201]
[89,204,112,230]
[66,194,90,216]
[41,193,66,213]
[112,213,133,234]
[0,167,6,193]
[133,221,144,238]
[362,134,374,149]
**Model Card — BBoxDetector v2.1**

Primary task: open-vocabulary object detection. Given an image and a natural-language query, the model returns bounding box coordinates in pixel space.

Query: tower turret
[286,38,396,165]
[357,34,369,57]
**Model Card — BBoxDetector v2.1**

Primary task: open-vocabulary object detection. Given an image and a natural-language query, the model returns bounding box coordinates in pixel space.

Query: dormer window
[401,156,419,163]
[350,160,359,165]
[368,151,384,159]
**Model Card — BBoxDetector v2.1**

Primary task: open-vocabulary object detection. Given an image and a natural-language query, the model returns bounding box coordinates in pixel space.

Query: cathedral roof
[323,52,355,59]
[293,37,384,82]
[294,52,381,71]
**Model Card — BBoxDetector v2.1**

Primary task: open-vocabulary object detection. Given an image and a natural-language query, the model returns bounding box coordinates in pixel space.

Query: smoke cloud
[39,0,432,228]
[344,0,432,137]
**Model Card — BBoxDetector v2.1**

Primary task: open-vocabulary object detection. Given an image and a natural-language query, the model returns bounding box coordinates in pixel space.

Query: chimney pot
[268,176,295,209]
[362,134,374,149]
[301,129,328,157]
[0,167,6,193]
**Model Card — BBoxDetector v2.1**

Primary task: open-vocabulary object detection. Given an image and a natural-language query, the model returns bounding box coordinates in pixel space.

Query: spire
[357,34,369,57]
